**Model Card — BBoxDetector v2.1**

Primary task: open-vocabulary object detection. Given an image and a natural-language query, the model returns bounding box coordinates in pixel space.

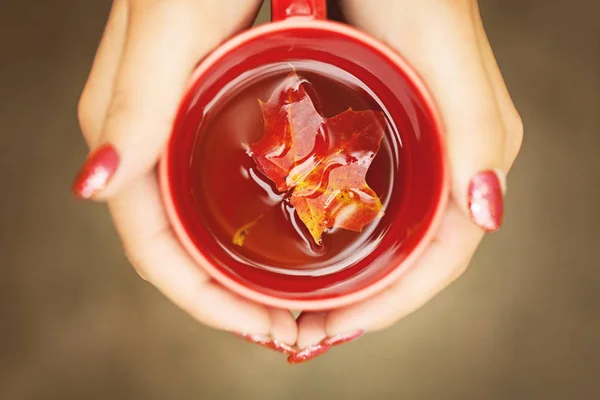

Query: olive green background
[1,1,599,399]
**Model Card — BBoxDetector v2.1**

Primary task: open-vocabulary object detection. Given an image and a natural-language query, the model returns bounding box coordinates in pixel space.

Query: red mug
[160,0,448,310]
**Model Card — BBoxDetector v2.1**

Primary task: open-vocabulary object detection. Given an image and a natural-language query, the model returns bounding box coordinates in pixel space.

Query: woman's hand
[74,0,298,355]
[75,0,522,364]
[289,0,523,363]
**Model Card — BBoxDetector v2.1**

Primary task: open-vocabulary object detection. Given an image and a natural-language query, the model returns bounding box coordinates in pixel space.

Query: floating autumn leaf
[249,73,324,192]
[247,71,385,244]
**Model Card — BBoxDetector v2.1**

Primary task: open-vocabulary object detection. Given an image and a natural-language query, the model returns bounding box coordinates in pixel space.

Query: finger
[324,201,483,336]
[236,308,298,355]
[343,1,509,231]
[471,3,524,169]
[296,312,328,349]
[268,308,298,345]
[407,5,507,232]
[73,0,261,199]
[108,170,298,344]
[78,0,128,144]
[293,202,479,360]
[287,313,331,364]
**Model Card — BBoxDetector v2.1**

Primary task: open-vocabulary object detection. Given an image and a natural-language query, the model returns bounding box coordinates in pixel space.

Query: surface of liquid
[190,61,405,276]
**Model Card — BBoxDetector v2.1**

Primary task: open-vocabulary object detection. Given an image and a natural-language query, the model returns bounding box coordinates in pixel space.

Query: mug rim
[160,18,449,310]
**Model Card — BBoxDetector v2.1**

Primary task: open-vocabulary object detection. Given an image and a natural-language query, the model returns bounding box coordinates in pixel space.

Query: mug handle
[271,0,327,21]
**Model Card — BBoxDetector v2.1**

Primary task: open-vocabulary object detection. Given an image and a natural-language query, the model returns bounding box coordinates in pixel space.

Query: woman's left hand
[289,0,523,364]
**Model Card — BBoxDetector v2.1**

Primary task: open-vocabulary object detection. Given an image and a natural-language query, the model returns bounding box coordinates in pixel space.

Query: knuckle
[450,255,472,282]
[122,241,139,268]
[105,87,131,120]
[122,241,149,281]
[77,91,101,139]
[505,110,524,164]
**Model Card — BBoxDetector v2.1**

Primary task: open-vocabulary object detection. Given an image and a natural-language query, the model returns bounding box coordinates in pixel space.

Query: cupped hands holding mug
[74,0,522,364]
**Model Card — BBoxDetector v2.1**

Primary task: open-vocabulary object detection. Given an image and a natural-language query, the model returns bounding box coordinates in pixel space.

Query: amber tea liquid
[190,61,405,276]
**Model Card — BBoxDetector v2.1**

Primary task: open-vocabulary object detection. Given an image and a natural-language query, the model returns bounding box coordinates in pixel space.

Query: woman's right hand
[75,0,298,355]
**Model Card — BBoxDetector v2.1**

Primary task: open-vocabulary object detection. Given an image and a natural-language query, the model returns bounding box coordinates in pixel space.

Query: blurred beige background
[1,0,599,399]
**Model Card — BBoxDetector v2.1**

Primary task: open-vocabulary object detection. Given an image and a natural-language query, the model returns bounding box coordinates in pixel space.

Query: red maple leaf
[248,71,385,244]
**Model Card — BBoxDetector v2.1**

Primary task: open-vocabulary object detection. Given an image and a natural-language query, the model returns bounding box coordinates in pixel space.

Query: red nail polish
[322,330,364,347]
[287,330,364,364]
[235,333,296,355]
[468,170,504,232]
[287,343,330,364]
[72,144,120,199]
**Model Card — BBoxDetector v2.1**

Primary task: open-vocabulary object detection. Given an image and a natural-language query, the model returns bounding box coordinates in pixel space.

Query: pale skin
[77,0,522,358]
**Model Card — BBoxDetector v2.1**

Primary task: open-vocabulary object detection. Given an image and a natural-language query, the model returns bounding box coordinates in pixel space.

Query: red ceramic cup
[160,0,448,310]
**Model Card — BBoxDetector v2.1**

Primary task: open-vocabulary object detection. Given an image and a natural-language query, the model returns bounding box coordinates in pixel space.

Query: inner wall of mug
[166,26,445,301]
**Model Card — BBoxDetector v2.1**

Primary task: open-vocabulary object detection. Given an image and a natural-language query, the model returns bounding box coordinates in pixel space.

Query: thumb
[72,0,260,199]
[344,1,511,231]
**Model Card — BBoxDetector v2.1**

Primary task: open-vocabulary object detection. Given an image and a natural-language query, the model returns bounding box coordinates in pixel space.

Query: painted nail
[287,343,330,364]
[234,333,296,355]
[72,144,120,199]
[287,331,364,364]
[322,330,364,347]
[468,169,505,232]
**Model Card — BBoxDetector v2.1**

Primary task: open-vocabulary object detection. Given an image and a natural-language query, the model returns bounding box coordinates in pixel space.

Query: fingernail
[322,330,364,346]
[468,169,505,232]
[234,333,296,355]
[287,330,364,364]
[287,343,329,364]
[72,144,120,199]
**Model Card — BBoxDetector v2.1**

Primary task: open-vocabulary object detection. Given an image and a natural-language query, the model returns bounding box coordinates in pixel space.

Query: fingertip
[72,144,120,200]
[467,169,505,232]
[233,308,299,356]
[233,332,297,355]
[296,312,328,349]
[287,342,329,364]
[290,329,364,364]
[322,329,365,347]
[268,308,298,345]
